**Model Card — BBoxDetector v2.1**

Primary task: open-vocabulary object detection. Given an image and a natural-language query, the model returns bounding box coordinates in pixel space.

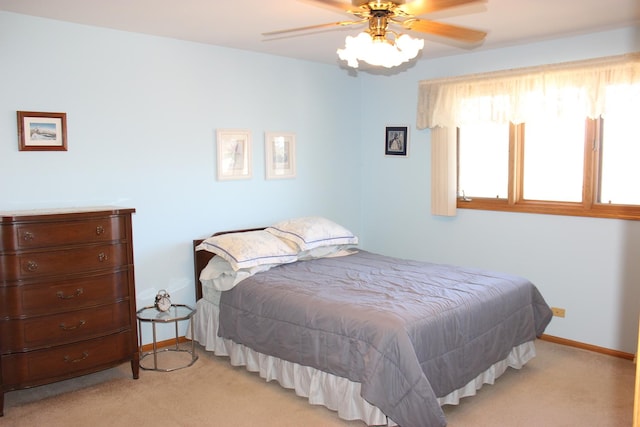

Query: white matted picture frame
[17,111,67,151]
[216,129,252,180]
[265,132,296,179]
[385,125,408,157]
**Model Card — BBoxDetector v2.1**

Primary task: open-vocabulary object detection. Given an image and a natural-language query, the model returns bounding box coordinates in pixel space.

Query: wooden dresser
[0,207,139,416]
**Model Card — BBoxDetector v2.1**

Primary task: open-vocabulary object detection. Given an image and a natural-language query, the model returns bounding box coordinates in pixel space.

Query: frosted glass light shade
[337,32,424,68]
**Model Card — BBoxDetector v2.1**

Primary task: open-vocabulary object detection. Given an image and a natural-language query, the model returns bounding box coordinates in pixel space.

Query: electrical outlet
[551,307,566,318]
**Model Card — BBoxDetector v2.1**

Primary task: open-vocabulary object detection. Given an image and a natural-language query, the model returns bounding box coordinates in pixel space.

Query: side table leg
[174,319,179,350]
[152,322,158,370]
[190,317,196,363]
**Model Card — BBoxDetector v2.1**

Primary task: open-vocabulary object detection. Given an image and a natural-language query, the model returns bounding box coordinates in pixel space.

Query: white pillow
[199,256,274,291]
[296,244,359,261]
[266,216,358,251]
[196,230,297,271]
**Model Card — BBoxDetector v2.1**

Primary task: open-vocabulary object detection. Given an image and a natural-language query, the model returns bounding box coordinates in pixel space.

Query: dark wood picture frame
[17,111,68,151]
[385,126,408,156]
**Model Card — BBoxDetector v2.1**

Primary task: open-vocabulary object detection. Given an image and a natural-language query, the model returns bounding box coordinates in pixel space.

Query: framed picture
[385,125,408,157]
[17,111,67,151]
[265,132,296,179]
[216,129,252,180]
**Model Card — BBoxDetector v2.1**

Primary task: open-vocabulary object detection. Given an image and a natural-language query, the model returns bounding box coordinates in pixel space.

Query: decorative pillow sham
[266,216,358,251]
[196,230,297,271]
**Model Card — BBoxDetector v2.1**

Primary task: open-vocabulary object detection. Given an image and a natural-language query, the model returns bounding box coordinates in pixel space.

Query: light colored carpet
[1,340,635,427]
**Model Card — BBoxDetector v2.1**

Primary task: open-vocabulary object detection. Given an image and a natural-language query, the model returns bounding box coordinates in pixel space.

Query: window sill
[457,198,640,221]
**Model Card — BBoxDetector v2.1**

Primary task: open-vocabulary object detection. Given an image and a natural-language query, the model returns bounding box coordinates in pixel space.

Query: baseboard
[541,334,635,360]
[142,334,634,361]
[140,336,191,352]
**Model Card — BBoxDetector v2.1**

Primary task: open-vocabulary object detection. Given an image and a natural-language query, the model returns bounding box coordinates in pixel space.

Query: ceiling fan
[263,0,487,68]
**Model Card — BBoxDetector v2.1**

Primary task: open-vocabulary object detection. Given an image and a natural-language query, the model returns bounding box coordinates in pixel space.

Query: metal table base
[137,304,198,372]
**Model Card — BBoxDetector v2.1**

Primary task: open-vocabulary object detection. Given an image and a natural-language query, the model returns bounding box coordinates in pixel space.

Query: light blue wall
[1,11,638,353]
[0,12,363,341]
[358,26,640,353]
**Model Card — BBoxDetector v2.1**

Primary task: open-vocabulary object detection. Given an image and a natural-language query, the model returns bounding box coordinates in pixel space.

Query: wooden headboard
[193,227,264,301]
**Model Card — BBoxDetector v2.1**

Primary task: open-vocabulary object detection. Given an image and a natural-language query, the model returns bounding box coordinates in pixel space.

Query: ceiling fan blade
[305,0,358,13]
[406,19,486,42]
[262,20,362,37]
[399,0,485,16]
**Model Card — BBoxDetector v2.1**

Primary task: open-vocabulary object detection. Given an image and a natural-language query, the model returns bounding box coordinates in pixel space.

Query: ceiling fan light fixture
[337,31,424,68]
[395,33,424,58]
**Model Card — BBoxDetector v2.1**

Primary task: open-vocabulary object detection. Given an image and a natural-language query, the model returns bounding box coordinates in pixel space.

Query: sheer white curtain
[417,53,640,216]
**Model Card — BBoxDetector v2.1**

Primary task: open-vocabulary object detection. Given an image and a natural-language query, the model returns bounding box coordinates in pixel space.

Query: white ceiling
[1,0,639,67]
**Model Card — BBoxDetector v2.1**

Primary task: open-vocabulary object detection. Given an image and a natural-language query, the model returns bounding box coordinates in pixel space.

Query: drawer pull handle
[57,288,84,299]
[22,231,35,241]
[59,320,86,331]
[96,225,105,235]
[98,252,108,262]
[64,351,89,364]
[26,260,38,272]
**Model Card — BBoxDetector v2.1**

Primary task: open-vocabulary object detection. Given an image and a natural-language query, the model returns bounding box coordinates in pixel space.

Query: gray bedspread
[218,251,552,427]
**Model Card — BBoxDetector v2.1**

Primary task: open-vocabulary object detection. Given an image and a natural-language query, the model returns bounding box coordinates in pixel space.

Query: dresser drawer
[0,270,131,317]
[1,300,133,352]
[1,331,135,388]
[0,243,130,281]
[1,216,127,250]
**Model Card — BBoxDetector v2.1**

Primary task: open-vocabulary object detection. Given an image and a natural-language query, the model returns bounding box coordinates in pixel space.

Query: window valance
[417,53,640,129]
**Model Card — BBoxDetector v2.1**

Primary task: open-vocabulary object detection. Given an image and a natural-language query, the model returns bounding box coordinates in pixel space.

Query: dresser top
[0,206,135,222]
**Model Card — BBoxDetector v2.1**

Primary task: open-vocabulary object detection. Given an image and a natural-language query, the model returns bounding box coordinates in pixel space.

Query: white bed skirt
[187,298,536,426]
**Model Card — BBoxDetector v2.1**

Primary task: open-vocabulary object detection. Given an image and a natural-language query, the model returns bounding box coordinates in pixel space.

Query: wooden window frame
[457,119,640,220]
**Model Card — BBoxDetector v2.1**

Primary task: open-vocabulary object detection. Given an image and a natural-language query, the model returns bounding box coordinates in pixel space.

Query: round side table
[136,304,198,372]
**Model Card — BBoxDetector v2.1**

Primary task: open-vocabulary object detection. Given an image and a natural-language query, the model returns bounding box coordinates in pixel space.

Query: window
[457,122,509,199]
[599,87,640,206]
[521,115,585,203]
[457,111,640,219]
[417,53,640,218]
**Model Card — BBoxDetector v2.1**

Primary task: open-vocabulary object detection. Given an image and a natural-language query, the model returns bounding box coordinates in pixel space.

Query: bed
[188,217,553,427]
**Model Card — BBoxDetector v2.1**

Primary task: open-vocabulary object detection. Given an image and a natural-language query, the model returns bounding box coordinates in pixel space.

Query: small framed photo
[17,111,67,151]
[385,126,408,157]
[265,132,296,180]
[216,129,252,180]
